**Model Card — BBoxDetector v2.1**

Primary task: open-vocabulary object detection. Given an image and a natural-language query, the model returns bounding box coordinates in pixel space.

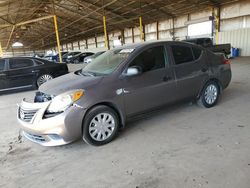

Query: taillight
[223,59,231,65]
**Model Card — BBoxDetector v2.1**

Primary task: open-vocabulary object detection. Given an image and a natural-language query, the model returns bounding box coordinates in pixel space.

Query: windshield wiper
[80,71,96,77]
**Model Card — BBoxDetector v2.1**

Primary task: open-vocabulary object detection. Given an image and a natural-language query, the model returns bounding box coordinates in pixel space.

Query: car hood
[39,72,103,95]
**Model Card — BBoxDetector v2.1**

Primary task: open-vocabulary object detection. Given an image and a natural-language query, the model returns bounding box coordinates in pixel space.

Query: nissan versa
[17,41,231,146]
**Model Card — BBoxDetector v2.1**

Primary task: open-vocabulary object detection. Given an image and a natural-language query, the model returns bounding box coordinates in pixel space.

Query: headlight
[47,89,84,113]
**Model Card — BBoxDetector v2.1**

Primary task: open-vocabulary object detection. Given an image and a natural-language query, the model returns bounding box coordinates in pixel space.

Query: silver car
[17,41,231,146]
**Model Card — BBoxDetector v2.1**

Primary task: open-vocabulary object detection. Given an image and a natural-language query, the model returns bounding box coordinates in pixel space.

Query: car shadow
[117,100,198,140]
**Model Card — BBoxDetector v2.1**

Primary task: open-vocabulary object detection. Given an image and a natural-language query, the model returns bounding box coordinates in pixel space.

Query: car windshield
[81,48,133,76]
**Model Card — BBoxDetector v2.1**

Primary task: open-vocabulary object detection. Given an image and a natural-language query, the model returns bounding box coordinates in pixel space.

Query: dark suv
[17,41,231,146]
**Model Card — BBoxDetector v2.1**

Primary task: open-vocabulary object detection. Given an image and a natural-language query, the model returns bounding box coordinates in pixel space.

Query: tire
[197,81,220,108]
[74,59,79,64]
[36,74,53,87]
[82,105,119,146]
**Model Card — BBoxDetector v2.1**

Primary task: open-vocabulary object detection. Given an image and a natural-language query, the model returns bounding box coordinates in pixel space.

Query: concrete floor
[0,58,250,188]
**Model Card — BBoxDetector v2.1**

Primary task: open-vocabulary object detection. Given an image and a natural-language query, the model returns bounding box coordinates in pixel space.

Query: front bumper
[17,99,87,146]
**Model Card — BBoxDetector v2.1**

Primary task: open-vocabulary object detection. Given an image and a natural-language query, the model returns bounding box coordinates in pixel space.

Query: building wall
[218,0,250,56]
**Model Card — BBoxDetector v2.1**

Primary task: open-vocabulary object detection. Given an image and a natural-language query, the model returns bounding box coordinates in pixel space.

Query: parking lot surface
[1,59,250,188]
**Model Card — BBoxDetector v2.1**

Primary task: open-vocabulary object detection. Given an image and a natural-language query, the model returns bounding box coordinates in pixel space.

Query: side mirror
[124,66,142,77]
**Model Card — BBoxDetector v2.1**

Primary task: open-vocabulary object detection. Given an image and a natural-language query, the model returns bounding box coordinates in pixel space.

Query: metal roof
[0,0,240,51]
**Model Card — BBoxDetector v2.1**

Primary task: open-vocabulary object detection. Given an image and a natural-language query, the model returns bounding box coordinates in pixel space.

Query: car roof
[114,40,199,51]
[1,56,52,63]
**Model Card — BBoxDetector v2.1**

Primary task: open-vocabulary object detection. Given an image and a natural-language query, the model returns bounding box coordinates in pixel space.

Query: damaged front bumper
[17,98,87,146]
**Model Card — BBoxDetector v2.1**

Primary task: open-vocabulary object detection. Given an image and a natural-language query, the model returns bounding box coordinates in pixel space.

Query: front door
[122,45,177,116]
[6,58,36,89]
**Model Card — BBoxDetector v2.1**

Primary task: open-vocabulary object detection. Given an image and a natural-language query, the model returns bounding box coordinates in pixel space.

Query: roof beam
[5,25,15,50]
[28,0,119,48]
[70,0,138,25]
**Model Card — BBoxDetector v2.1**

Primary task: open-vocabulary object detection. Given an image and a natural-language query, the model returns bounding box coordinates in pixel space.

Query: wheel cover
[89,113,115,141]
[204,84,218,105]
[37,74,53,86]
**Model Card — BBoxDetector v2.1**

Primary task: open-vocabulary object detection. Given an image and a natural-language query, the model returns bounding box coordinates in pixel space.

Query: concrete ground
[0,58,250,188]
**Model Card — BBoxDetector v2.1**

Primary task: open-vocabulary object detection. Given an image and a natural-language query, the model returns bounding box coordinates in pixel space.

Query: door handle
[32,70,39,73]
[201,67,208,72]
[0,73,6,76]
[163,76,172,82]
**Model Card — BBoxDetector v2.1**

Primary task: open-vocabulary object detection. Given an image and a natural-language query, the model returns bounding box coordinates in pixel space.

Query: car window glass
[171,45,194,65]
[129,46,165,73]
[9,58,34,69]
[0,59,5,71]
[35,60,44,65]
[192,47,202,60]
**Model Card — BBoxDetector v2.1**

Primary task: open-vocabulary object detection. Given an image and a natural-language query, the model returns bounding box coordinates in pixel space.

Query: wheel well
[81,102,125,132]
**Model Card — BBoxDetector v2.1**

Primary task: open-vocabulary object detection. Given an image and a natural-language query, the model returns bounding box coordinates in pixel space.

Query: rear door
[6,58,36,89]
[0,59,7,90]
[122,45,177,116]
[170,44,209,99]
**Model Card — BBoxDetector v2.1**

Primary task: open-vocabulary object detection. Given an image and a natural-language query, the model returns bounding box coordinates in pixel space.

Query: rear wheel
[37,74,53,87]
[198,81,220,108]
[73,59,79,64]
[82,105,119,146]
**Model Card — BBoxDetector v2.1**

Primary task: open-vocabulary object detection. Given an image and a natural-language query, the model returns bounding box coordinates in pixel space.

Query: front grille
[19,107,38,123]
[23,132,46,142]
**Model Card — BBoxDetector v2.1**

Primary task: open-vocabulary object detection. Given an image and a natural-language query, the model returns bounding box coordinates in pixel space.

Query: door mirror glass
[124,66,141,77]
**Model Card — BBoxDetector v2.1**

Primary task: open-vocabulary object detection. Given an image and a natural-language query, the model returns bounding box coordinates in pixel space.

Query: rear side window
[171,45,194,65]
[192,47,202,60]
[35,60,44,65]
[9,58,34,69]
[129,46,166,73]
[0,59,5,71]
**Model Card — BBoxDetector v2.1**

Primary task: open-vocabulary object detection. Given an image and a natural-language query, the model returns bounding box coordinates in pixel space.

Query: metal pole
[215,8,220,45]
[53,15,62,63]
[0,42,3,57]
[139,16,144,41]
[103,15,109,49]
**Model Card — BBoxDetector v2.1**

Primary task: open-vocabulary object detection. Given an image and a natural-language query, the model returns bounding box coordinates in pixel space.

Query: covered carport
[0,0,250,188]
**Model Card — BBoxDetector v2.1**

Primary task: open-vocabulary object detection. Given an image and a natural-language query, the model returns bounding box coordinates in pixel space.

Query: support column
[53,15,62,63]
[103,15,109,49]
[139,16,144,41]
[0,42,3,57]
[214,7,220,44]
[156,21,159,40]
[85,39,88,49]
[132,27,135,43]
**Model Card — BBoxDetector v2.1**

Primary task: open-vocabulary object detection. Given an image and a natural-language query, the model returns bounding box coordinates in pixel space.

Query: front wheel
[82,105,119,146]
[198,81,220,108]
[37,74,53,87]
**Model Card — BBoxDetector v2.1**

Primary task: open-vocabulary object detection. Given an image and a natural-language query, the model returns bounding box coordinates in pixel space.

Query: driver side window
[129,46,166,73]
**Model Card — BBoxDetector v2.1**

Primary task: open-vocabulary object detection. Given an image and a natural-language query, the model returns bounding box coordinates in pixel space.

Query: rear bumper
[17,99,87,146]
[221,66,232,90]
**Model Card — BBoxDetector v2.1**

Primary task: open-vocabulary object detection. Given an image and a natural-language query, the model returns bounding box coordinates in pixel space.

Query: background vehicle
[67,52,94,64]
[18,41,231,146]
[183,38,231,57]
[44,52,68,62]
[0,57,68,93]
[62,51,81,63]
[84,51,105,64]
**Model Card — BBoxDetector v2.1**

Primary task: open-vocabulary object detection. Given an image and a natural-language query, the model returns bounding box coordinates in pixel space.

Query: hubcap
[204,84,218,105]
[89,113,115,141]
[37,74,53,86]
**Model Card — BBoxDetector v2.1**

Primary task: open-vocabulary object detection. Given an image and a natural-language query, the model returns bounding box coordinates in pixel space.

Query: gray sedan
[17,41,231,146]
